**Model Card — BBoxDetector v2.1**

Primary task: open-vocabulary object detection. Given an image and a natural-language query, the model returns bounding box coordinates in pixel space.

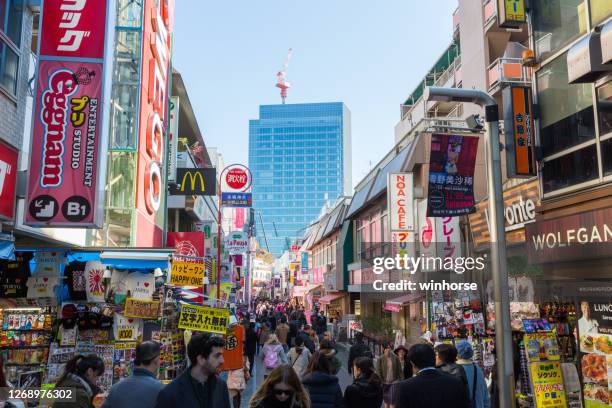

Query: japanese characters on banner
[221,164,252,192]
[0,140,18,220]
[26,0,113,226]
[427,134,479,217]
[178,305,230,334]
[221,192,252,208]
[220,324,245,371]
[529,361,567,408]
[388,173,414,231]
[417,199,462,271]
[170,261,205,287]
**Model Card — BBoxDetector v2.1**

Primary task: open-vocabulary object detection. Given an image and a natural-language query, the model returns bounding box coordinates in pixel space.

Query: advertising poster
[220,324,245,371]
[178,305,230,334]
[529,361,567,408]
[427,134,479,217]
[170,261,205,287]
[577,299,612,407]
[167,232,205,259]
[26,60,105,226]
[524,332,560,362]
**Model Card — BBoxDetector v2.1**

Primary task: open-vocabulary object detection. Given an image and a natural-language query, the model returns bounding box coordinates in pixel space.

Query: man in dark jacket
[155,332,230,408]
[297,324,316,354]
[103,341,164,408]
[347,332,371,374]
[393,344,469,408]
[435,343,469,397]
[245,322,258,377]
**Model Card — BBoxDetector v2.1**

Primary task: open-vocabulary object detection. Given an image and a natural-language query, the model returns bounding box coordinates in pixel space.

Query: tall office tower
[249,102,352,256]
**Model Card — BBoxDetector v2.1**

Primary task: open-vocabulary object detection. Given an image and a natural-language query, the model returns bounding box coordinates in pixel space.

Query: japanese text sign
[178,305,230,334]
[388,173,414,231]
[427,134,478,217]
[170,261,205,287]
[220,324,245,371]
[503,86,536,177]
[529,361,567,408]
[497,0,526,27]
[221,192,252,207]
[123,298,160,320]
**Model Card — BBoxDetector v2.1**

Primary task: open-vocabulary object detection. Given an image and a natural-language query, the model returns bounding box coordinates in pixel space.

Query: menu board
[577,299,612,407]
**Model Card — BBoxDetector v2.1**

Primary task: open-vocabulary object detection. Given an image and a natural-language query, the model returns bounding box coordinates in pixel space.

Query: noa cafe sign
[224,231,248,254]
[388,173,414,231]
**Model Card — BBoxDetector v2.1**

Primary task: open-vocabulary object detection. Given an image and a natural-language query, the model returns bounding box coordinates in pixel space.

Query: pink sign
[26,60,103,225]
[384,303,402,313]
[39,0,108,59]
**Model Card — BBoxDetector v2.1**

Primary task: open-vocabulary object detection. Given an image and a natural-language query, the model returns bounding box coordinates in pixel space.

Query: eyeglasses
[273,389,294,397]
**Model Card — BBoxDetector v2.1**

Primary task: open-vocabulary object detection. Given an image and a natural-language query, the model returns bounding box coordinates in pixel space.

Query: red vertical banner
[427,134,479,217]
[234,208,245,229]
[0,140,19,220]
[26,0,111,226]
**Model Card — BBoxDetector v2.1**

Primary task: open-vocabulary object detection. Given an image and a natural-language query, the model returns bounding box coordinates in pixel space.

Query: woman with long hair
[53,354,104,408]
[249,364,310,408]
[301,350,343,408]
[344,356,383,407]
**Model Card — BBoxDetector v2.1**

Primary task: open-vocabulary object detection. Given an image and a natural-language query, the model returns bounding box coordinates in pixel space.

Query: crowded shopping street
[1,0,612,407]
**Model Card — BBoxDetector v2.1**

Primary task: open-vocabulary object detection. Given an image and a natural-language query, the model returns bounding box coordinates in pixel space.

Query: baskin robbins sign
[25,0,114,226]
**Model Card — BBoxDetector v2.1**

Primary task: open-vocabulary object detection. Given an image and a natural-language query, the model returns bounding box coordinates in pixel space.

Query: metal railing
[487,57,532,91]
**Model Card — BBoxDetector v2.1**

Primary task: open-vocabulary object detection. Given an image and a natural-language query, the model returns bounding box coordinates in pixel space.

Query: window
[537,53,594,156]
[589,0,612,26]
[0,0,22,96]
[532,0,586,60]
[597,80,612,137]
[542,144,598,192]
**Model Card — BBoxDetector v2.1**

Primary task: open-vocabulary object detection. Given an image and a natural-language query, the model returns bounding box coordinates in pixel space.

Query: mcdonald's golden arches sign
[170,168,217,196]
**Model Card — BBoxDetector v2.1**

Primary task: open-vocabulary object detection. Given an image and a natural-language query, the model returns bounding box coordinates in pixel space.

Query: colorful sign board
[27,0,113,227]
[529,361,567,408]
[388,173,414,231]
[178,305,230,334]
[170,261,205,286]
[134,0,173,246]
[221,192,252,207]
[417,199,462,269]
[123,298,160,319]
[497,0,526,27]
[220,324,245,371]
[224,231,248,254]
[170,168,217,196]
[427,134,479,217]
[0,140,18,220]
[524,332,560,362]
[503,86,536,177]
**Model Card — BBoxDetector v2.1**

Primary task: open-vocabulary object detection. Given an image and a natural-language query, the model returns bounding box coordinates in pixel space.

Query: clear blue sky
[172,1,457,190]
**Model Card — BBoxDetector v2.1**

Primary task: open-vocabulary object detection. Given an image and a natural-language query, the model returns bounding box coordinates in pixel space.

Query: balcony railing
[452,7,460,33]
[487,57,531,92]
[483,0,496,27]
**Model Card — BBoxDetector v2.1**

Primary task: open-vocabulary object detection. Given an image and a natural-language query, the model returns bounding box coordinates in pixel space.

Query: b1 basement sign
[224,231,248,254]
[388,173,414,231]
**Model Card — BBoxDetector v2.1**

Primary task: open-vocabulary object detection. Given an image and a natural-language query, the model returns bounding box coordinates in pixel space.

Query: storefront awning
[385,292,425,306]
[293,284,322,297]
[99,249,173,270]
[319,292,346,305]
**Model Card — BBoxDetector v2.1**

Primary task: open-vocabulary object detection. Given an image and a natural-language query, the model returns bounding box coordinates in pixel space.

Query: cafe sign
[526,207,612,264]
[388,173,414,232]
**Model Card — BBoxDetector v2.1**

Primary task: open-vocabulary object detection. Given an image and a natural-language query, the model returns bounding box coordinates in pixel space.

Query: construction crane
[275,48,292,104]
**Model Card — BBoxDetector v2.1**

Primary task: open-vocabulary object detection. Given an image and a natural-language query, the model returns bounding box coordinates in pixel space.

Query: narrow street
[241,344,353,405]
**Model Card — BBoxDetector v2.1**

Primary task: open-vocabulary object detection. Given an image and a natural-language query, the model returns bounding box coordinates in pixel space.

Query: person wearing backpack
[262,334,288,378]
[435,343,468,397]
[288,336,312,377]
[456,341,491,408]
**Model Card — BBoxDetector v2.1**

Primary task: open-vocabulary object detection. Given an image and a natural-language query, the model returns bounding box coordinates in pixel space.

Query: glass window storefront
[0,0,21,96]
[537,53,594,157]
[597,80,612,137]
[601,138,612,176]
[589,0,612,26]
[542,144,598,192]
[532,0,587,60]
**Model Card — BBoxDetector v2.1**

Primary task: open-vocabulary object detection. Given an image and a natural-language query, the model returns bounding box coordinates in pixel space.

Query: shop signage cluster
[221,192,252,207]
[171,168,217,196]
[26,0,112,226]
[123,298,160,319]
[178,305,230,334]
[503,86,536,177]
[170,261,205,286]
[526,207,612,264]
[427,134,479,217]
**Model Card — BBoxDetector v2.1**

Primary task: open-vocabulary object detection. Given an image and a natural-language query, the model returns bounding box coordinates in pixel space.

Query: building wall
[249,102,351,255]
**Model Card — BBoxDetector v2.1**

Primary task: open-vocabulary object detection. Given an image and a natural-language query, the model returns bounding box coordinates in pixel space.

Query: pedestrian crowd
[0,299,494,408]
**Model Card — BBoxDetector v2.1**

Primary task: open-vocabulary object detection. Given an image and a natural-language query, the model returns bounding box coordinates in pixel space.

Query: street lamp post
[424,87,515,408]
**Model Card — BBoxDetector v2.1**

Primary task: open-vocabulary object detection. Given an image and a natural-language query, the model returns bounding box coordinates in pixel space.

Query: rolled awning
[99,249,173,270]
[385,292,425,307]
[319,292,346,305]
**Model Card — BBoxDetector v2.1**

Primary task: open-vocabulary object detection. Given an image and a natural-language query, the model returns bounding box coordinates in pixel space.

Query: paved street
[241,344,352,405]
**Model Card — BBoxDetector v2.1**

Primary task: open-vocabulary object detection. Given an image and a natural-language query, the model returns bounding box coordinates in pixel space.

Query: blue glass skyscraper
[249,102,351,256]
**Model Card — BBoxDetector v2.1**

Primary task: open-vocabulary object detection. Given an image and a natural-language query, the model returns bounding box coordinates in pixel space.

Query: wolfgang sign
[26,0,113,226]
[526,207,612,264]
[388,173,414,231]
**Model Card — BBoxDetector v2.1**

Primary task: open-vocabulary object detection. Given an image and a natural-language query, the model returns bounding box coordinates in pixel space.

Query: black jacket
[438,363,469,396]
[297,331,315,354]
[343,375,383,408]
[393,369,469,408]
[155,369,230,408]
[245,327,258,355]
[302,371,344,408]
[347,342,370,374]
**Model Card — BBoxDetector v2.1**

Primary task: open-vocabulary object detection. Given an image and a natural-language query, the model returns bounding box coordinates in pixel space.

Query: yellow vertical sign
[529,361,567,408]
